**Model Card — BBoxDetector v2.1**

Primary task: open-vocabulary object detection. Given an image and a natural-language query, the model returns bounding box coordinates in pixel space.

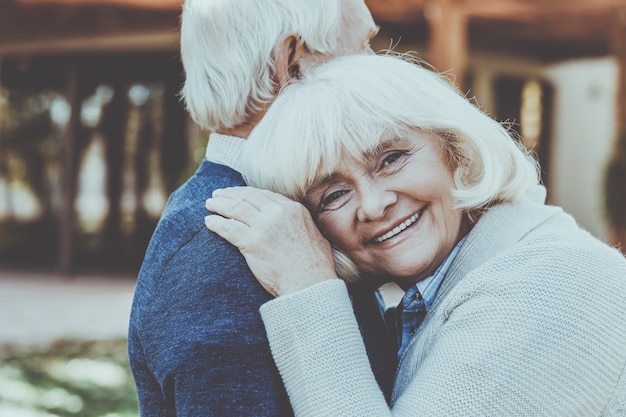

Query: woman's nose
[356,185,396,223]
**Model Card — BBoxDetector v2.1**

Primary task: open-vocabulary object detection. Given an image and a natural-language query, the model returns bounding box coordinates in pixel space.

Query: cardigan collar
[432,186,561,312]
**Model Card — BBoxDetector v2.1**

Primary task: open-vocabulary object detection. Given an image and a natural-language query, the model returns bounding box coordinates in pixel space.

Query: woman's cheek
[317,214,347,248]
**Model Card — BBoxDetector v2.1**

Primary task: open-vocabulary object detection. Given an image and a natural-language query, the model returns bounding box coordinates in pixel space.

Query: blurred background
[1,0,625,415]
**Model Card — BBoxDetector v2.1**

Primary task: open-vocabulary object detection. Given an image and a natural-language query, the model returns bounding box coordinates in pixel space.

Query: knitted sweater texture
[260,187,626,416]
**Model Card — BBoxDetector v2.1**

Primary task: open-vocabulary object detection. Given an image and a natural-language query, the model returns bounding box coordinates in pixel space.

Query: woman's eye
[318,189,351,211]
[322,190,348,206]
[381,151,405,168]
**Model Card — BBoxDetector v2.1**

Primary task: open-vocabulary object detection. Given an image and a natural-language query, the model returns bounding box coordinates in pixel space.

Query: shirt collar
[402,235,468,312]
[204,132,246,173]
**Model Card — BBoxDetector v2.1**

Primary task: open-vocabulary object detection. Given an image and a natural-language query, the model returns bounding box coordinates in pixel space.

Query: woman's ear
[273,34,310,88]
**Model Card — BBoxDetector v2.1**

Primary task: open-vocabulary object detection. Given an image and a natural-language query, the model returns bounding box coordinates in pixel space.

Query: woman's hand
[205,186,337,297]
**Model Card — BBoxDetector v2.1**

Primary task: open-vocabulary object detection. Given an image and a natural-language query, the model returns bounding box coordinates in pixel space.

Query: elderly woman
[204,54,626,416]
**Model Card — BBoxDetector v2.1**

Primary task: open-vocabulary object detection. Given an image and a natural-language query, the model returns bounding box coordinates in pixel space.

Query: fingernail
[204,215,214,228]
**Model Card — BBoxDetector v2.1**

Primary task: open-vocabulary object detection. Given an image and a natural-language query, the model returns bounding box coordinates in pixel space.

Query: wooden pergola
[3,0,625,114]
[1,0,625,273]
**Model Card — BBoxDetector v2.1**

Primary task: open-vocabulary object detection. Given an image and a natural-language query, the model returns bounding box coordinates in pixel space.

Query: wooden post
[424,0,469,91]
[0,57,6,215]
[0,57,3,145]
[0,57,9,217]
[101,79,128,270]
[607,9,626,252]
[58,62,81,276]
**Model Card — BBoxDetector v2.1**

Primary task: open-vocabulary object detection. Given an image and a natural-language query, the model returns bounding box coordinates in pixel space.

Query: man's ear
[273,34,310,88]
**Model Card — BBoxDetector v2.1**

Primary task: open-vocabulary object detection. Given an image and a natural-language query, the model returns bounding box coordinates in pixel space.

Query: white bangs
[243,56,422,200]
[243,53,539,209]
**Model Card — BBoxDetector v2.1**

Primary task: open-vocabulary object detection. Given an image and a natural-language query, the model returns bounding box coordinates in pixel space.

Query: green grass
[0,339,139,417]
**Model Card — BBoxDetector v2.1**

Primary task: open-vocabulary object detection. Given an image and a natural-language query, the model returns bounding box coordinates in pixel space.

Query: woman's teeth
[374,211,421,243]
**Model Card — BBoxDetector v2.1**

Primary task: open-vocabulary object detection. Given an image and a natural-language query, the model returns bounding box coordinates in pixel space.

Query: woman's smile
[371,206,426,244]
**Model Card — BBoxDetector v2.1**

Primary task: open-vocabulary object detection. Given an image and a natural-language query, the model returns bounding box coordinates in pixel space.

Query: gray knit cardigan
[260,186,626,416]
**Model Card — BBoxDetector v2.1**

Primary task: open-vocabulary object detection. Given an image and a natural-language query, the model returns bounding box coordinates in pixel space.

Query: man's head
[180,0,377,135]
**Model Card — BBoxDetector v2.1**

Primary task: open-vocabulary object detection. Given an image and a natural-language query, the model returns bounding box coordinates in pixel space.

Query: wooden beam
[464,0,608,18]
[18,0,182,10]
[0,31,179,56]
[403,0,626,20]
[470,12,611,43]
[366,0,427,23]
[425,0,469,90]
[367,0,626,28]
[0,1,179,48]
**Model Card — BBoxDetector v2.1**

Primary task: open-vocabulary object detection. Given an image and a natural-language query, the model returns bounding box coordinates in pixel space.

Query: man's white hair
[243,53,540,281]
[180,0,342,131]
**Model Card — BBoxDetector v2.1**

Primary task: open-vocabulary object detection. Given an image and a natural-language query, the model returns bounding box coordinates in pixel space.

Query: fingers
[204,186,283,248]
[204,214,248,248]
[212,186,290,206]
[205,191,260,226]
[205,186,295,224]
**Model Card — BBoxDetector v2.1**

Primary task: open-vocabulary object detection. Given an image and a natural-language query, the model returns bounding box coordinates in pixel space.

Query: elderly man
[127,0,396,416]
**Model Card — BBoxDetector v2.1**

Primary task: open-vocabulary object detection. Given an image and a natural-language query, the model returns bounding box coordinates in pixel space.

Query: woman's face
[305,130,468,288]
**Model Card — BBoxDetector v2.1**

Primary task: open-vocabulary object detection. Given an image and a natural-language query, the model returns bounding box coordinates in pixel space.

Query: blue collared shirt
[379,236,466,359]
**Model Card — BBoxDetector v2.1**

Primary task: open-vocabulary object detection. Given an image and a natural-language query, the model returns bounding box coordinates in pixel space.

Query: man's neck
[217,124,251,139]
[217,106,268,139]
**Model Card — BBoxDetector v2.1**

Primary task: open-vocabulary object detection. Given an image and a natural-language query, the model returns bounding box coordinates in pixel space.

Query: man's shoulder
[169,160,245,212]
[135,161,249,286]
[159,160,245,239]
[129,165,262,337]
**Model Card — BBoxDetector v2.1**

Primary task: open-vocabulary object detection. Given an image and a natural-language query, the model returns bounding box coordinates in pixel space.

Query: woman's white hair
[243,53,540,281]
[180,0,342,131]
